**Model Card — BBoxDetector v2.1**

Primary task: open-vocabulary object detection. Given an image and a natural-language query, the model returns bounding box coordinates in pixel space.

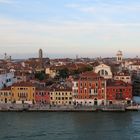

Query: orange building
[106,80,132,105]
[72,72,106,106]
[11,82,36,104]
[0,86,12,103]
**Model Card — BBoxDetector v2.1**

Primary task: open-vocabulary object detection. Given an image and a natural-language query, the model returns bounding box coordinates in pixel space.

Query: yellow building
[0,87,12,103]
[11,82,36,104]
[50,86,73,105]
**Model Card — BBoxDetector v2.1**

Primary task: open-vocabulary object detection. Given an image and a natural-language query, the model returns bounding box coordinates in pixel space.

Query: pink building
[35,88,50,104]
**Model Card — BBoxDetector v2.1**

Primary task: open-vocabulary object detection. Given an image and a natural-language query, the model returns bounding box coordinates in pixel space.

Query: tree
[58,68,69,79]
[35,72,46,81]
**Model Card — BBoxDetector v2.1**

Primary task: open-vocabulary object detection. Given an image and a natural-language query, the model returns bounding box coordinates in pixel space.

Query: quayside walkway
[0,103,139,112]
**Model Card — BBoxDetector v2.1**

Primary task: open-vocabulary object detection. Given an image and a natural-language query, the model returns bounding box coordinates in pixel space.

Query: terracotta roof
[0,86,11,90]
[12,82,35,87]
[114,71,130,76]
[79,71,104,80]
[107,80,131,87]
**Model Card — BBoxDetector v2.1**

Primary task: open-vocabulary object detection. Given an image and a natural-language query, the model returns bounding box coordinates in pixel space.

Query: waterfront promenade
[0,103,139,112]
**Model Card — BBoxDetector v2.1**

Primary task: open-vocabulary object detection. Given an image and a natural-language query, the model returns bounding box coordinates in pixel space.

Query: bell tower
[116,50,123,63]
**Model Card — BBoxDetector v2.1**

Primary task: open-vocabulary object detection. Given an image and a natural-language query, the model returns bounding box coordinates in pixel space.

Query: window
[102,89,104,93]
[85,82,87,86]
[105,70,108,75]
[95,82,98,87]
[101,69,104,75]
[102,82,105,87]
[85,89,87,93]
[89,82,92,87]
[116,93,124,100]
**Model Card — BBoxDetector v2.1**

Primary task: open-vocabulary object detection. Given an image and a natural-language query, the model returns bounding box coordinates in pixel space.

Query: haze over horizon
[0,0,140,58]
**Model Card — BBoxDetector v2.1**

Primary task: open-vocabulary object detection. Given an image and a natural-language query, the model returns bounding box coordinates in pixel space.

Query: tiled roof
[12,82,35,87]
[107,80,131,87]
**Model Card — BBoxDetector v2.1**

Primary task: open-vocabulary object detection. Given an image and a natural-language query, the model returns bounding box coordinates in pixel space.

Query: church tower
[39,48,43,59]
[38,48,43,69]
[116,50,123,63]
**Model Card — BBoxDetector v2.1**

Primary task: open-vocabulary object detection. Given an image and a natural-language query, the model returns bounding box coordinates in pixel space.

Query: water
[0,112,140,140]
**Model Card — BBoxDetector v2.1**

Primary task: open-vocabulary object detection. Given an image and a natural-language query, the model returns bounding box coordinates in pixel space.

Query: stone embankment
[0,103,139,112]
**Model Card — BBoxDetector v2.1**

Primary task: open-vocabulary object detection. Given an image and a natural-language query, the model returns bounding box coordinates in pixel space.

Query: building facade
[106,80,132,105]
[72,72,106,106]
[94,63,113,79]
[0,87,12,103]
[35,88,50,104]
[50,86,73,105]
[114,72,131,84]
[11,82,35,104]
[0,69,16,89]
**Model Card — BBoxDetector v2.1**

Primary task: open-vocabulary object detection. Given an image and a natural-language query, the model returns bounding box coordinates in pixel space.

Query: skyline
[0,0,140,58]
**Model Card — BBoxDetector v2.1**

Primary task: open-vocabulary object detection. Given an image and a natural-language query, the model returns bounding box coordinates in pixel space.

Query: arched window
[105,70,108,75]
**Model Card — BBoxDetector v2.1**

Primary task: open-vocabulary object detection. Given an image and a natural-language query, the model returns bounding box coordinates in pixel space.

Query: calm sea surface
[0,112,140,140]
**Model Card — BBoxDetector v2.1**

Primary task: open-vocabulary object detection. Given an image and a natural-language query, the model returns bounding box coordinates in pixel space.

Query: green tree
[35,72,46,81]
[58,68,69,78]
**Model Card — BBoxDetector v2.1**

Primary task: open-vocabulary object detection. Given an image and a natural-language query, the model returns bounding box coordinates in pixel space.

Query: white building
[94,63,113,79]
[0,69,16,89]
[128,63,140,71]
[72,81,78,96]
[45,67,58,78]
[114,72,131,83]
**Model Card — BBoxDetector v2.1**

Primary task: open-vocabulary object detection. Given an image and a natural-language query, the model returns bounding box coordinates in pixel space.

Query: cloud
[0,16,140,57]
[65,1,140,14]
[0,0,14,4]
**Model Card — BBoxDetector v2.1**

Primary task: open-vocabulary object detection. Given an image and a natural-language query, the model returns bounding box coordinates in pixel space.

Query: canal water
[0,112,140,140]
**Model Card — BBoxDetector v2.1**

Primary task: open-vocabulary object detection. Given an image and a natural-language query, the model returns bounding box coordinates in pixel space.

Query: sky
[0,0,140,59]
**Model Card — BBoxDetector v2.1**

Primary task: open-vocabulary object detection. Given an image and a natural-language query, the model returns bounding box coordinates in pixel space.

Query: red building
[72,71,106,106]
[35,88,50,104]
[106,80,132,105]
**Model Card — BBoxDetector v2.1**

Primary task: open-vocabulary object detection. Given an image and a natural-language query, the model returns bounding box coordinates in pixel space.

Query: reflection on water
[0,112,140,140]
